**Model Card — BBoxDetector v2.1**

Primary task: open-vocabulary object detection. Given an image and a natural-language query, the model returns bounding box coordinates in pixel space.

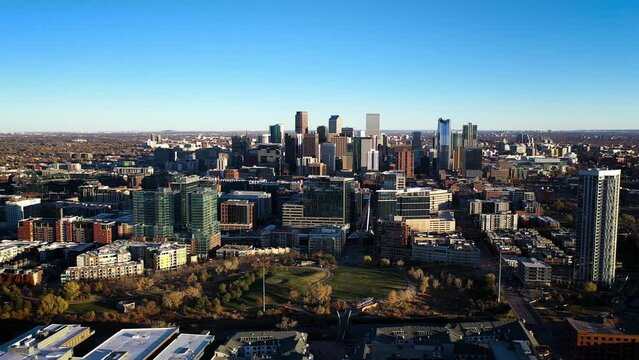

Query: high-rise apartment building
[295,111,308,134]
[133,188,175,240]
[395,146,414,178]
[365,113,381,138]
[328,115,342,135]
[576,169,621,287]
[188,188,221,257]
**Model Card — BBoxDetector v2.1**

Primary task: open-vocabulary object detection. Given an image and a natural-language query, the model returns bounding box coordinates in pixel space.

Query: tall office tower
[328,115,342,135]
[365,113,381,138]
[188,188,221,257]
[330,135,351,157]
[316,125,328,143]
[269,123,283,144]
[284,133,298,173]
[341,127,354,137]
[462,148,483,178]
[352,136,373,172]
[303,132,319,157]
[395,145,414,178]
[133,188,175,240]
[435,118,452,171]
[451,130,464,171]
[257,133,270,144]
[411,131,423,150]
[576,169,621,287]
[462,122,478,148]
[282,177,356,229]
[320,143,337,175]
[295,111,309,134]
[367,149,380,171]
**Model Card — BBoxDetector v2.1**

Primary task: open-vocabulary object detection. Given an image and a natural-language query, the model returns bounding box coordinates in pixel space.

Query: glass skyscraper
[436,118,451,171]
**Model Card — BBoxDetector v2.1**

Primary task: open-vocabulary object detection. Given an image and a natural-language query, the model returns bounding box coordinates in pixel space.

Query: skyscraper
[133,188,175,240]
[462,122,478,148]
[316,125,328,143]
[365,113,381,138]
[295,111,308,134]
[269,123,283,144]
[303,132,319,157]
[188,188,221,257]
[328,115,342,135]
[320,143,336,175]
[462,148,483,178]
[395,145,414,178]
[435,118,452,171]
[576,169,621,287]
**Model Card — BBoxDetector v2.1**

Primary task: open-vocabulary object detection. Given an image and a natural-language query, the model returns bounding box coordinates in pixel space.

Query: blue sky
[1,1,637,132]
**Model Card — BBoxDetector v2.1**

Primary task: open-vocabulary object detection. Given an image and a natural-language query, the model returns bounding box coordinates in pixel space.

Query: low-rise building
[308,226,346,255]
[362,320,539,360]
[566,318,639,360]
[215,244,291,259]
[82,327,178,360]
[213,331,313,360]
[515,257,552,287]
[154,333,214,360]
[479,213,518,232]
[0,324,93,360]
[411,234,480,267]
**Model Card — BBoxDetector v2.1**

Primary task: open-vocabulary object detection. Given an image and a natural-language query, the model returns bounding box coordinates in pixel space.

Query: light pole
[262,263,266,312]
[497,250,502,303]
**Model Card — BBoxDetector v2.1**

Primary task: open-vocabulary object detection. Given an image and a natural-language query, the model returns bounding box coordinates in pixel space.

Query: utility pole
[497,250,502,303]
[262,263,266,312]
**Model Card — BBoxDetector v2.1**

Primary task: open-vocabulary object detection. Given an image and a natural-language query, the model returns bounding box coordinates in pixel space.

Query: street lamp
[498,250,502,303]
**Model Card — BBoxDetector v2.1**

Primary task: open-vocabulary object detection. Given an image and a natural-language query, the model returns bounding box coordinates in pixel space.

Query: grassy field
[67,301,113,314]
[326,267,407,301]
[228,266,328,310]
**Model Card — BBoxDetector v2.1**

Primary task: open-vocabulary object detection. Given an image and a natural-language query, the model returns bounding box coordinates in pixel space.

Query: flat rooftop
[0,324,92,360]
[154,334,214,360]
[82,327,178,360]
[567,318,635,335]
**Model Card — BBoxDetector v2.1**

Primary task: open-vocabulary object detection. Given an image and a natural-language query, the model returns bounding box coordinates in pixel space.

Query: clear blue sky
[1,1,637,132]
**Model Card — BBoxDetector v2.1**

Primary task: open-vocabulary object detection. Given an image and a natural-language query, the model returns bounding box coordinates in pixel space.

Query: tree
[379,258,391,267]
[162,291,185,310]
[484,273,497,295]
[305,283,332,306]
[218,283,227,294]
[453,277,463,290]
[396,259,405,267]
[62,281,81,301]
[431,278,440,290]
[187,273,198,285]
[276,316,298,330]
[387,290,399,306]
[37,294,68,319]
[212,298,223,315]
[584,281,597,293]
[419,277,429,294]
[363,255,373,265]
[288,288,300,302]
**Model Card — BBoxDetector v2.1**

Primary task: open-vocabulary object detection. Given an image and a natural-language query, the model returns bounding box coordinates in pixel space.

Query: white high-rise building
[367,149,379,171]
[576,169,621,287]
[365,113,380,138]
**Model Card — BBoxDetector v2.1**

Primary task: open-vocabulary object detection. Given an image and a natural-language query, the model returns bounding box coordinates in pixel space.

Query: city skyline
[1,1,638,132]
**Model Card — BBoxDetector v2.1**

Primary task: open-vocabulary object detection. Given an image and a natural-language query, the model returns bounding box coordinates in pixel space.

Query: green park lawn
[326,267,407,301]
[67,301,113,314]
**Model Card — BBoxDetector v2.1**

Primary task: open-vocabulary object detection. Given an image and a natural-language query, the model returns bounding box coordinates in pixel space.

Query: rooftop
[154,333,214,360]
[82,327,178,360]
[0,324,92,360]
